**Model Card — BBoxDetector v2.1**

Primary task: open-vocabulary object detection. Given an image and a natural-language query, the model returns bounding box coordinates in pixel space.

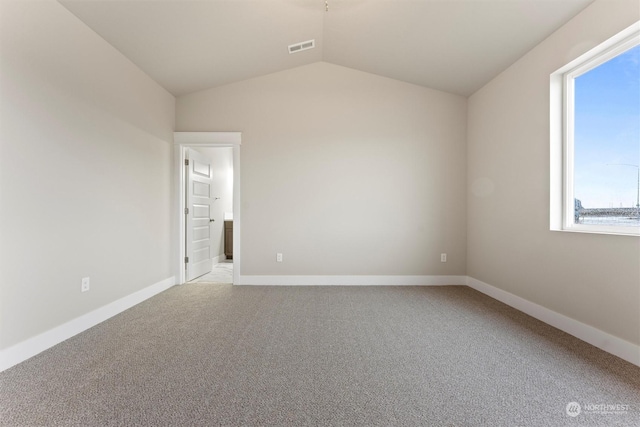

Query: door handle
[210,219,215,222]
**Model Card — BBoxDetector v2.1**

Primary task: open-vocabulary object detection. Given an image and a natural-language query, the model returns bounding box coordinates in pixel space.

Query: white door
[185,148,214,281]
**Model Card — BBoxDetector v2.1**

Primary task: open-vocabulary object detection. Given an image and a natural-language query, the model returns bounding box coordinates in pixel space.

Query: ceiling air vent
[288,39,315,54]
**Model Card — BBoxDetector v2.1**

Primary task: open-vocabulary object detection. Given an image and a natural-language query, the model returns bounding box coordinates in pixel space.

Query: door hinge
[184,207,189,215]
[184,256,189,263]
[184,159,189,166]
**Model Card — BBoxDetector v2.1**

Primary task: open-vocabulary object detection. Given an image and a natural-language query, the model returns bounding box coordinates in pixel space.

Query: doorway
[174,132,241,285]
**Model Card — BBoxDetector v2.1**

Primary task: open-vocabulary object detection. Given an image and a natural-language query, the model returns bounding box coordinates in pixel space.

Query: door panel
[193,225,209,241]
[193,181,210,197]
[186,148,214,281]
[192,204,209,218]
[192,159,210,177]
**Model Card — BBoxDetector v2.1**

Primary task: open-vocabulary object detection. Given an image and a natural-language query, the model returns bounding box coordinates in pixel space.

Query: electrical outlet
[441,253,447,263]
[276,253,283,262]
[81,277,90,292]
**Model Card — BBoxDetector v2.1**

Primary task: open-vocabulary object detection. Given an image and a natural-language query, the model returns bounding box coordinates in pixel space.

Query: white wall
[467,0,640,346]
[194,147,233,259]
[177,62,467,277]
[0,0,175,350]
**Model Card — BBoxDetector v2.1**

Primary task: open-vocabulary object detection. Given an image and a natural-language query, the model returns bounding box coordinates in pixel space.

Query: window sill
[553,225,640,237]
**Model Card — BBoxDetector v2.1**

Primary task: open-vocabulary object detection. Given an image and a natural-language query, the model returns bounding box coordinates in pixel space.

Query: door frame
[174,132,241,285]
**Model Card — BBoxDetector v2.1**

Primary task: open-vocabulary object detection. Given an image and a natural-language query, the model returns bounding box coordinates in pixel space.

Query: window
[551,22,640,236]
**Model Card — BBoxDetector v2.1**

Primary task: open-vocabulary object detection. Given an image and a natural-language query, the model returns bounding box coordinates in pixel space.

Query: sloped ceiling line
[58,0,594,97]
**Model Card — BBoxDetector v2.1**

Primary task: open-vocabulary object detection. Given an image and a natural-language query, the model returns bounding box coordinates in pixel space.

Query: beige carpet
[1,285,638,426]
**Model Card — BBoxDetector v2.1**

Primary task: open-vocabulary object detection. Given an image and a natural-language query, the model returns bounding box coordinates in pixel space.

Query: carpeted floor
[1,285,638,426]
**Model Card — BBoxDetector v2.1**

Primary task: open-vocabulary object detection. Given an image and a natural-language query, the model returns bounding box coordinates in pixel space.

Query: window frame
[550,22,640,237]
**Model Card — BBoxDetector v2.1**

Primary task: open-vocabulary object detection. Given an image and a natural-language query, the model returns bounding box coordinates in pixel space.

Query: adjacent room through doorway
[174,132,241,286]
[184,146,234,284]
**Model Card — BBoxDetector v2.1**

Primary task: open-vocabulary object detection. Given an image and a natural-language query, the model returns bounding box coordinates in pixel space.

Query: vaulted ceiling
[59,0,594,97]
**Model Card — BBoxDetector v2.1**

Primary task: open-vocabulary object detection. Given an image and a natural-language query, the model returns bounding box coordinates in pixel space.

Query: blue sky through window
[574,44,640,209]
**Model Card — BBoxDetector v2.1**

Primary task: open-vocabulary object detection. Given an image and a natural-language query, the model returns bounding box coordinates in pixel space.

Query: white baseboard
[0,276,175,372]
[238,275,467,286]
[466,276,640,367]
[212,254,226,265]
